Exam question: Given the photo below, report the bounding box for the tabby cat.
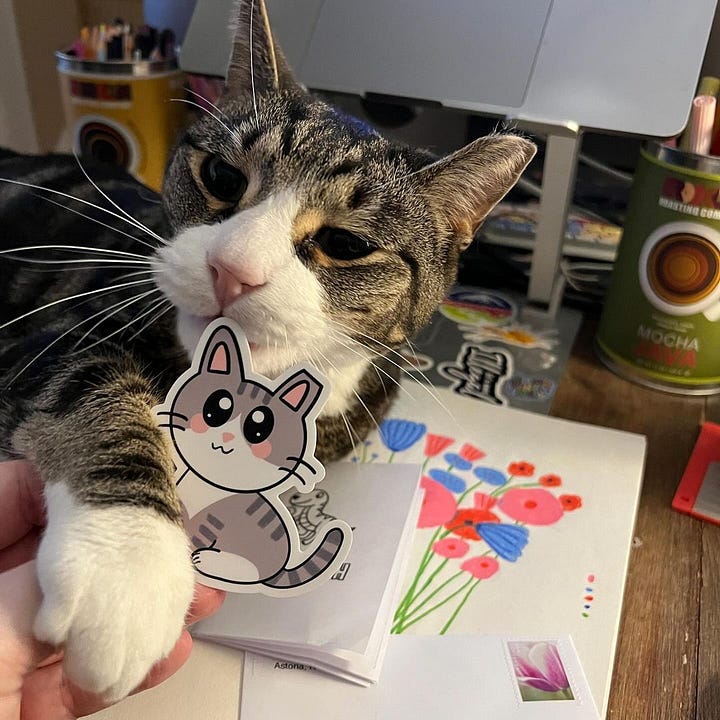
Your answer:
[0,0,534,701]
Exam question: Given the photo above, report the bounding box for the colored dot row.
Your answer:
[582,574,595,617]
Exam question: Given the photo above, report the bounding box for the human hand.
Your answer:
[0,459,225,720]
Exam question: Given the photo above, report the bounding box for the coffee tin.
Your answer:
[597,141,720,394]
[55,51,186,192]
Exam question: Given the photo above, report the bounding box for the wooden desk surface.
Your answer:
[550,317,720,720]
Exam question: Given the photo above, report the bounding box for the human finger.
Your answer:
[0,460,45,549]
[186,584,225,625]
[0,525,41,572]
[22,631,193,719]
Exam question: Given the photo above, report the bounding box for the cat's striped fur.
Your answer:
[0,0,534,700]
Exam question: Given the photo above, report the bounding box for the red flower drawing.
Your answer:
[433,537,470,559]
[507,461,535,477]
[473,492,497,511]
[418,476,457,528]
[559,494,583,511]
[461,556,500,579]
[446,508,500,540]
[424,434,455,458]
[539,473,562,487]
[498,488,563,525]
[459,443,486,462]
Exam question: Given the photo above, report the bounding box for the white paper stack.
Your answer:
[192,462,423,685]
[241,635,600,720]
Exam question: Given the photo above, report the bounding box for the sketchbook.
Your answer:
[240,635,600,719]
[347,385,646,717]
[192,462,423,684]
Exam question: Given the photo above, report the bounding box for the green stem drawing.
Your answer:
[454,480,484,506]
[490,479,541,497]
[439,578,482,635]
[388,451,395,463]
[393,576,475,634]
[394,526,443,620]
[397,568,463,625]
[404,558,449,611]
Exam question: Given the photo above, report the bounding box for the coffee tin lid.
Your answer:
[648,139,720,177]
[55,50,178,77]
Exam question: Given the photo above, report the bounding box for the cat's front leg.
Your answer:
[12,355,195,702]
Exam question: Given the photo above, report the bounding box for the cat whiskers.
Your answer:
[0,178,165,252]
[309,346,364,453]
[155,410,189,433]
[3,255,152,268]
[184,88,231,121]
[330,322,458,426]
[277,464,308,486]
[30,190,163,250]
[5,288,158,387]
[0,278,155,333]
[3,261,155,274]
[285,455,318,476]
[125,299,173,342]
[71,291,169,355]
[70,287,161,350]
[156,410,188,419]
[157,423,186,432]
[169,98,234,136]
[325,329,414,402]
[249,0,259,127]
[0,245,151,261]
[322,348,380,432]
[73,153,168,246]
[337,322,446,405]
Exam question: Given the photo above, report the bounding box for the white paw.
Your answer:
[191,547,260,583]
[34,483,195,702]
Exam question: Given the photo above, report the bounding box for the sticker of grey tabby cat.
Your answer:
[0,0,535,703]
[155,317,352,596]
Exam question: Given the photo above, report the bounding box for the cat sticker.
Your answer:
[154,318,352,596]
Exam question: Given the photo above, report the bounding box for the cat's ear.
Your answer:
[197,325,246,378]
[224,0,300,98]
[276,371,324,418]
[416,134,536,251]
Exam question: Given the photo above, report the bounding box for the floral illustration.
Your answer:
[361,421,584,634]
[508,641,574,701]
[379,419,427,461]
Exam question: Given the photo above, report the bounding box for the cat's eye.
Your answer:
[243,406,275,444]
[200,155,248,204]
[314,227,376,261]
[203,389,234,427]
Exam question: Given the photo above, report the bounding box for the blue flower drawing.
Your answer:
[476,523,529,562]
[473,466,508,486]
[428,468,466,493]
[443,453,473,472]
[379,419,426,453]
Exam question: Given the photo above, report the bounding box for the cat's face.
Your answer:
[153,0,535,406]
[169,325,324,492]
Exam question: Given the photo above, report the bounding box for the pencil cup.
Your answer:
[56,51,186,191]
[597,141,720,394]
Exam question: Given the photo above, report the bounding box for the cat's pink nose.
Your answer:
[208,256,265,310]
[222,432,235,443]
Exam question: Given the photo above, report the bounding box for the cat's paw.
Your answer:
[34,483,194,702]
[192,547,260,582]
